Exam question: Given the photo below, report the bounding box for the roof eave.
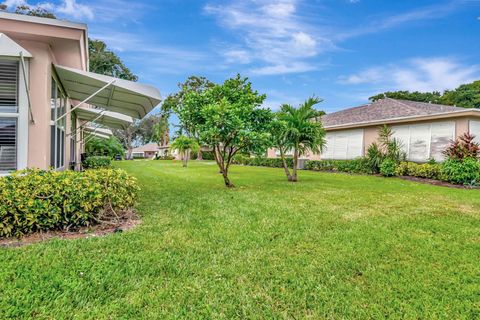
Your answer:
[324,109,480,131]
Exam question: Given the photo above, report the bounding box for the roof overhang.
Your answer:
[324,109,480,131]
[0,33,32,58]
[75,106,133,130]
[54,64,161,119]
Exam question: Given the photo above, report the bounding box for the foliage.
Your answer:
[85,136,124,158]
[305,158,372,174]
[192,150,215,160]
[88,39,138,81]
[181,75,272,187]
[273,97,326,182]
[232,155,294,168]
[366,125,405,173]
[443,133,480,161]
[82,156,112,169]
[369,80,480,109]
[155,154,175,160]
[171,136,200,167]
[379,158,397,177]
[151,115,170,146]
[441,158,480,186]
[0,168,139,237]
[395,162,443,180]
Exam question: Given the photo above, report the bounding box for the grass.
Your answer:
[1,160,480,319]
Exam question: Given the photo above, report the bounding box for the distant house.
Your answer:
[268,98,480,162]
[129,143,160,159]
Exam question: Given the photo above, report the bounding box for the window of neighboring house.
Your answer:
[0,60,19,173]
[50,77,67,169]
[392,121,455,162]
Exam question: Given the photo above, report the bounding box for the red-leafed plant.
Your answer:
[443,133,480,161]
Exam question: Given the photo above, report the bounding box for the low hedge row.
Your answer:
[0,168,139,237]
[395,162,443,180]
[232,155,294,168]
[305,158,373,174]
[82,156,112,169]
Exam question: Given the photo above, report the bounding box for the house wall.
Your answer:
[266,116,478,162]
[1,17,87,171]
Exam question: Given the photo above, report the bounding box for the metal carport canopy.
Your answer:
[74,106,133,130]
[54,65,161,119]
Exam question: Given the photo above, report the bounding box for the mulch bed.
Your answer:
[0,214,141,248]
[398,176,479,189]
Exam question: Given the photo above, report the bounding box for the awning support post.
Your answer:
[19,52,35,124]
[68,110,106,140]
[56,79,116,123]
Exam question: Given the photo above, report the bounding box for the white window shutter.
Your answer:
[333,132,348,159]
[409,124,430,162]
[392,125,410,156]
[346,129,363,159]
[321,133,334,159]
[430,121,455,161]
[470,121,480,144]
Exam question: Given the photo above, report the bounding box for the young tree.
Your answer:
[171,136,199,167]
[184,75,272,187]
[274,97,326,182]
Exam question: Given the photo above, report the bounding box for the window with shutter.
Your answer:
[430,122,455,161]
[0,60,18,113]
[0,118,17,171]
[470,121,480,144]
[321,129,364,160]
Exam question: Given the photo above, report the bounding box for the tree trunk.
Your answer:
[222,168,234,188]
[213,146,223,174]
[196,149,203,160]
[291,148,299,182]
[279,149,292,181]
[182,151,188,167]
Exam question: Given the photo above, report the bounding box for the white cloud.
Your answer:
[2,0,26,7]
[205,0,331,75]
[2,0,94,20]
[338,57,480,92]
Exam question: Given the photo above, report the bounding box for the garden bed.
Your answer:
[398,176,479,189]
[0,211,140,248]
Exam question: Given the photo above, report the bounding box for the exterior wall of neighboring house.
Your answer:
[0,13,87,173]
[267,116,480,163]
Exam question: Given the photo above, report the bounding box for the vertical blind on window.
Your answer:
[0,60,19,113]
[0,118,17,171]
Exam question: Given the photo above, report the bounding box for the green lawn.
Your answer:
[1,161,480,319]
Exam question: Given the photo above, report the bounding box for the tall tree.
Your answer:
[88,39,138,81]
[273,97,326,182]
[163,76,214,160]
[0,4,56,18]
[182,75,272,187]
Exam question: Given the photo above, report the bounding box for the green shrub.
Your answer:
[192,151,215,160]
[82,156,112,169]
[441,158,480,185]
[232,155,294,168]
[0,168,139,237]
[85,136,124,158]
[155,154,175,160]
[380,159,397,177]
[395,162,443,180]
[305,158,372,174]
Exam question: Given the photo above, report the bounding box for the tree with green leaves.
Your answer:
[162,76,214,160]
[273,97,326,182]
[88,39,138,81]
[85,136,124,158]
[181,75,272,187]
[0,4,57,18]
[170,136,199,167]
[151,115,170,147]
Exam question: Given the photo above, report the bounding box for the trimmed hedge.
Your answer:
[0,168,139,237]
[441,158,480,185]
[395,162,443,180]
[155,155,175,160]
[82,156,112,169]
[305,158,372,174]
[233,155,294,168]
[192,151,215,160]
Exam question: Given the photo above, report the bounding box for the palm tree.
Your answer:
[170,135,200,167]
[276,97,326,182]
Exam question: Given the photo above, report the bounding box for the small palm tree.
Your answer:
[277,97,326,182]
[171,136,200,167]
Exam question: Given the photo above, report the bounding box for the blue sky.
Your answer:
[4,0,480,113]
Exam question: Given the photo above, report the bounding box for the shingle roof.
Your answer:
[322,98,469,128]
[132,143,159,153]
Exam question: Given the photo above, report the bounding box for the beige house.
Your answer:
[268,98,480,162]
[130,143,160,159]
[0,12,161,174]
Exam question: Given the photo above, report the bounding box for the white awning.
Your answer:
[0,33,32,58]
[84,126,113,137]
[75,106,133,130]
[54,65,161,119]
[87,132,111,139]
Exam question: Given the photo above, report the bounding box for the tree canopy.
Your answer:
[369,80,480,109]
[88,39,138,81]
